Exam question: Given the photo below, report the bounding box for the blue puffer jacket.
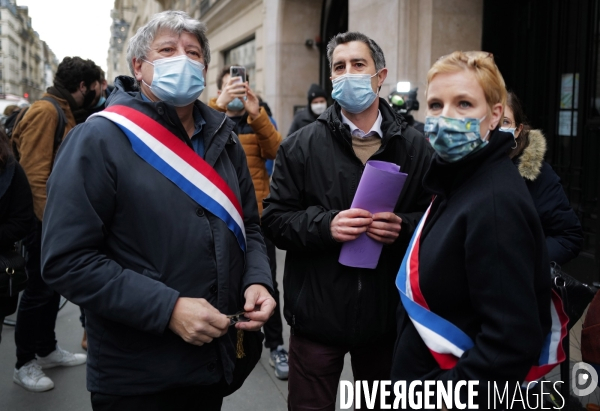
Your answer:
[40,76,272,395]
[515,129,583,265]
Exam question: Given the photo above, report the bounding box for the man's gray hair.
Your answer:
[326,32,386,72]
[126,10,210,75]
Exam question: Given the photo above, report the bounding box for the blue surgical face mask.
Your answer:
[142,55,205,107]
[499,127,516,136]
[424,115,489,162]
[331,71,380,114]
[92,95,106,109]
[227,98,245,111]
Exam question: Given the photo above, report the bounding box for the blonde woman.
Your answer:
[392,52,565,409]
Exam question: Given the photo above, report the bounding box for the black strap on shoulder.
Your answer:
[40,96,67,153]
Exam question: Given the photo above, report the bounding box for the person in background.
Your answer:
[263,32,431,410]
[257,96,278,178]
[3,105,23,137]
[3,105,19,116]
[12,56,102,392]
[502,90,583,266]
[209,67,287,380]
[86,71,110,118]
[392,52,555,408]
[258,96,278,129]
[287,83,328,137]
[2,105,19,125]
[0,128,33,344]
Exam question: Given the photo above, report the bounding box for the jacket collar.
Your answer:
[319,97,407,145]
[47,82,79,113]
[423,129,514,197]
[108,76,235,167]
[516,129,546,181]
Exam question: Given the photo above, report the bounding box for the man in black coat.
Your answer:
[262,31,433,411]
[41,11,274,411]
[287,83,328,137]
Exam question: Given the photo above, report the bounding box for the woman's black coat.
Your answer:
[0,158,33,318]
[392,131,551,408]
[514,129,582,266]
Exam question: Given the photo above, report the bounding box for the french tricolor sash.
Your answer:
[91,105,246,252]
[396,201,568,381]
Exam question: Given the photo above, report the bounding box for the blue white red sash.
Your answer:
[92,105,246,252]
[396,201,568,381]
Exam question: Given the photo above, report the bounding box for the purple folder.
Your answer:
[338,160,407,269]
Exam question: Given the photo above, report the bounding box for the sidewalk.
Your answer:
[0,249,353,410]
[2,249,595,410]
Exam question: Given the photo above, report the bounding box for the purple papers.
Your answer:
[338,160,407,269]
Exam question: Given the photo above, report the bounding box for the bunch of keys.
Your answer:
[227,311,251,326]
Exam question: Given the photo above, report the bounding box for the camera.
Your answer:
[388,81,423,133]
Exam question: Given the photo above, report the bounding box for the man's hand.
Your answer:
[331,208,373,242]
[215,76,246,110]
[366,212,402,244]
[236,284,276,331]
[168,297,229,346]
[244,86,260,119]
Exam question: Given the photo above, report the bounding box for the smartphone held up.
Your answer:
[230,66,246,84]
[230,65,247,101]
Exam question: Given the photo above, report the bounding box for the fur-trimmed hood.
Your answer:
[517,129,546,181]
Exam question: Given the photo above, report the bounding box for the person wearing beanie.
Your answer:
[287,83,328,137]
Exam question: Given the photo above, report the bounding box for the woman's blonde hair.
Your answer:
[426,51,507,112]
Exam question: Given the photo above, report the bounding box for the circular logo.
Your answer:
[572,362,599,397]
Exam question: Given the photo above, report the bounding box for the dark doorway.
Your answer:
[483,0,600,283]
[319,0,348,99]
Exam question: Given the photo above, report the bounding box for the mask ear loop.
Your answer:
[511,123,522,149]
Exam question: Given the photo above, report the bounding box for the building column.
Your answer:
[349,0,483,123]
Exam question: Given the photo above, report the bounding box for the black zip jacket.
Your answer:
[41,76,272,395]
[262,99,433,346]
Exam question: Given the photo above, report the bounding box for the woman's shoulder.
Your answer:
[517,129,547,181]
[2,159,31,201]
[458,156,534,212]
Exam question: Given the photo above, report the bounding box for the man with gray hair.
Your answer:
[262,32,432,410]
[41,11,275,410]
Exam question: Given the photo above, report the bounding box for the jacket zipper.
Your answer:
[354,162,365,343]
[333,121,371,344]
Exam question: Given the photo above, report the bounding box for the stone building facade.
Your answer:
[108,0,600,281]
[0,0,57,102]
[108,0,482,134]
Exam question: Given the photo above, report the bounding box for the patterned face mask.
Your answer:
[424,115,489,162]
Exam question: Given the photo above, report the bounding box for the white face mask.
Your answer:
[311,102,327,115]
[499,127,516,136]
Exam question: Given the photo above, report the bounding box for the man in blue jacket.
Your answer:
[41,11,274,410]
